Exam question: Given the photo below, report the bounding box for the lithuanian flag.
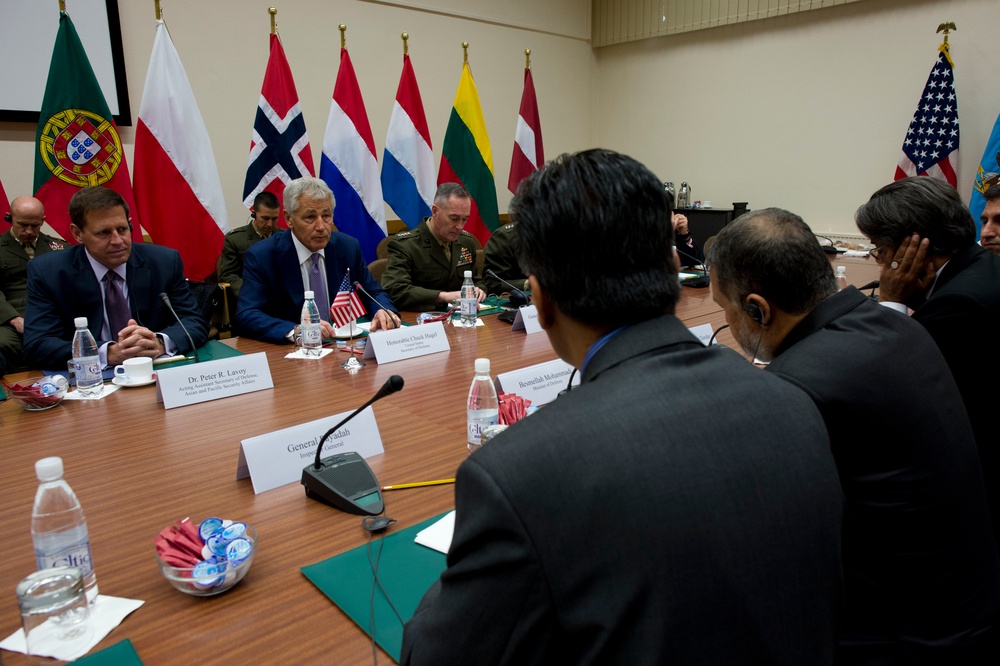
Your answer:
[438,63,499,245]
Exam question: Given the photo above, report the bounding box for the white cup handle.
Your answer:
[114,365,127,378]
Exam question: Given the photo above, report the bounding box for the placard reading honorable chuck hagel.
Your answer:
[155,352,273,409]
[362,320,450,363]
[237,407,384,494]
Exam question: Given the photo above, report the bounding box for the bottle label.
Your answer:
[460,298,477,317]
[301,323,322,347]
[36,540,94,578]
[467,414,499,445]
[73,357,101,384]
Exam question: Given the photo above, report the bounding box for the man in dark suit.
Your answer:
[23,186,207,370]
[1,196,65,374]
[855,177,1000,541]
[709,207,1000,664]
[235,177,398,343]
[401,150,844,665]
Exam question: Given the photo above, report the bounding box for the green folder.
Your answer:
[70,639,143,665]
[301,513,449,663]
[154,339,244,369]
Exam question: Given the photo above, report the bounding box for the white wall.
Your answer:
[0,0,593,231]
[593,0,1000,235]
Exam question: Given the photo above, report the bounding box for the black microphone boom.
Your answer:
[301,375,405,514]
[159,292,201,363]
[484,269,528,308]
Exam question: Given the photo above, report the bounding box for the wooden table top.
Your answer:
[0,256,879,664]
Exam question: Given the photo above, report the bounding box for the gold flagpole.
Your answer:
[58,0,66,13]
[936,21,956,48]
[525,49,531,69]
[154,0,161,20]
[462,41,468,64]
[402,32,408,55]
[340,24,347,49]
[269,7,277,35]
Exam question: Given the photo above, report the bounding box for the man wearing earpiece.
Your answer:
[0,196,64,375]
[708,208,1000,664]
[855,177,1000,542]
[217,190,280,303]
[23,186,207,370]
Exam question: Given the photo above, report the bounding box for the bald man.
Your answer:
[1,196,65,374]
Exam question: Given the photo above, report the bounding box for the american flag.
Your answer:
[330,273,365,329]
[894,45,959,187]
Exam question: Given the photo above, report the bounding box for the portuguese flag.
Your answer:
[34,12,140,243]
[438,62,499,245]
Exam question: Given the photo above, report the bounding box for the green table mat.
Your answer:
[70,639,142,665]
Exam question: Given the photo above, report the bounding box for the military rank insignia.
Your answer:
[458,247,473,266]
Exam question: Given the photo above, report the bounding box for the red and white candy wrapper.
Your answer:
[498,392,531,425]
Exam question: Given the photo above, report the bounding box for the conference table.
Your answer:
[0,255,878,664]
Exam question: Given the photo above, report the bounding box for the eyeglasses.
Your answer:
[868,245,890,262]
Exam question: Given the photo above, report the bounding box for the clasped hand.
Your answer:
[108,319,164,366]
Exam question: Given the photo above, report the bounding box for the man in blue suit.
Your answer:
[236,177,398,343]
[23,186,207,370]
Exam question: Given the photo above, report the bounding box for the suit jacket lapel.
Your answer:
[1,233,29,261]
[126,250,151,326]
[279,233,305,305]
[71,247,105,337]
[933,244,982,294]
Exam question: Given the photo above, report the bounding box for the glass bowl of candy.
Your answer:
[155,517,257,596]
[5,375,69,411]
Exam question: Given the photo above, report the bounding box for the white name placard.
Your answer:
[510,304,543,334]
[363,321,450,363]
[688,323,715,346]
[495,358,579,407]
[236,406,384,494]
[156,352,273,409]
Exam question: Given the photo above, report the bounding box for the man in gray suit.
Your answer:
[401,150,845,665]
[0,196,65,374]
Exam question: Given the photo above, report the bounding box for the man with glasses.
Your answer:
[856,176,1000,540]
[709,207,1000,663]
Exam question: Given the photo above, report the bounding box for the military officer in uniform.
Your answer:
[217,191,280,302]
[382,183,486,311]
[1,196,64,375]
[483,221,528,296]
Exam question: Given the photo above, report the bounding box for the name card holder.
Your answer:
[495,358,579,407]
[688,323,715,346]
[511,305,543,334]
[156,352,273,409]
[363,320,451,363]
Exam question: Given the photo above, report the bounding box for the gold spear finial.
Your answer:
[340,24,347,49]
[402,32,408,55]
[462,41,469,64]
[525,49,531,69]
[269,7,277,35]
[154,0,161,20]
[59,0,66,13]
[937,21,956,47]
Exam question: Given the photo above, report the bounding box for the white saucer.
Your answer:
[112,375,156,388]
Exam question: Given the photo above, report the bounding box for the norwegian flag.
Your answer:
[508,66,544,194]
[330,273,365,329]
[243,34,315,217]
[894,44,959,187]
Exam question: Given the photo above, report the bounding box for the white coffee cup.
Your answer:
[114,357,154,383]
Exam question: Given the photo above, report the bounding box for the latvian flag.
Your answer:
[381,53,434,230]
[243,34,314,218]
[320,47,386,264]
[134,20,229,280]
[508,66,544,195]
[331,272,365,329]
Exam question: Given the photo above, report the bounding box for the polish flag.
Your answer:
[508,67,544,195]
[320,47,386,264]
[381,53,434,230]
[133,20,228,280]
[0,177,8,221]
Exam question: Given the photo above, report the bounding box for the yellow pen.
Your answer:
[381,478,456,491]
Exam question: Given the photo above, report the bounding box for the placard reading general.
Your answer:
[511,304,543,334]
[156,352,273,409]
[363,320,450,363]
[237,406,384,494]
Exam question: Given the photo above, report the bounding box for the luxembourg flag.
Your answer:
[320,48,386,264]
[134,20,228,280]
[381,53,434,230]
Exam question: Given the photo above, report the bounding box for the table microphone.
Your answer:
[353,281,397,320]
[159,293,201,363]
[484,269,528,307]
[301,375,404,514]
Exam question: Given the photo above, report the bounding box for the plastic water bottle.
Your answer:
[460,270,478,327]
[31,457,98,604]
[300,290,322,356]
[467,358,499,453]
[835,265,848,291]
[71,317,102,397]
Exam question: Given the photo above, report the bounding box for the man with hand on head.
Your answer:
[402,150,844,665]
[217,190,280,302]
[382,183,486,311]
[855,177,1000,539]
[235,177,398,343]
[1,196,64,375]
[23,186,207,370]
[708,208,1000,664]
